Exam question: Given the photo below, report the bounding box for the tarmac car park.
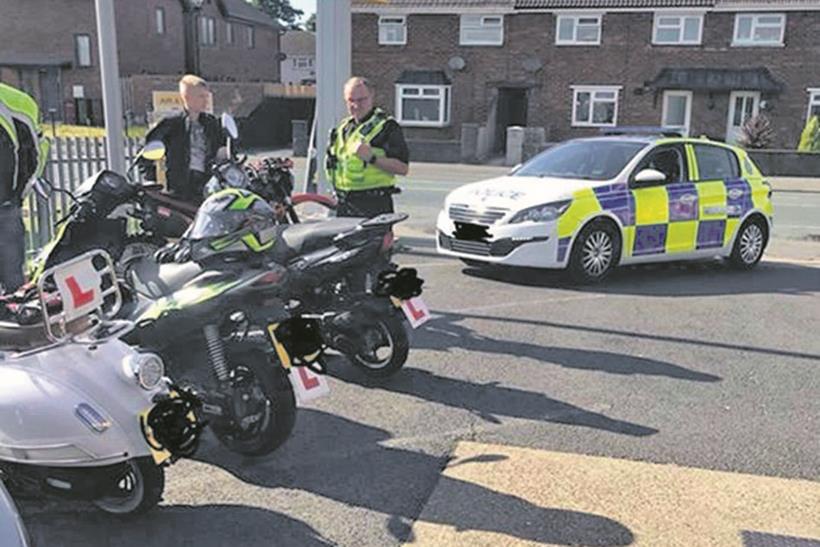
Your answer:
[436,131,774,283]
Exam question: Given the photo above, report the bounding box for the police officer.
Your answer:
[326,77,409,217]
[0,83,48,294]
[140,75,226,204]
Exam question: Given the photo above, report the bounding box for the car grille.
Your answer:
[448,204,509,225]
[450,239,491,256]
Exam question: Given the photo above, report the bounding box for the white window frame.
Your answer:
[199,16,216,46]
[395,84,451,128]
[378,15,407,45]
[571,85,621,127]
[155,7,165,35]
[661,90,693,136]
[247,25,255,49]
[75,34,92,67]
[807,88,820,121]
[556,14,602,46]
[226,22,234,44]
[652,13,703,45]
[732,13,785,46]
[459,14,504,46]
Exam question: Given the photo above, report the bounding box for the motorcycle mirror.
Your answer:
[33,177,54,200]
[221,112,239,140]
[140,141,166,162]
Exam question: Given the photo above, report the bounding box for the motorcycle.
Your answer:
[0,250,203,515]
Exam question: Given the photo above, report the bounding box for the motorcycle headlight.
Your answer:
[508,200,571,224]
[223,165,248,188]
[122,353,166,390]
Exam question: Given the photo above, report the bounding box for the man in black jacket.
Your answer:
[141,75,226,203]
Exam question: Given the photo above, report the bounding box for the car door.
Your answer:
[629,143,691,257]
[688,143,740,252]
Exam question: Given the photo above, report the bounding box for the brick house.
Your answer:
[351,0,820,158]
[281,30,316,85]
[0,0,281,125]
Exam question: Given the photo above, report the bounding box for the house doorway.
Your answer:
[495,87,528,154]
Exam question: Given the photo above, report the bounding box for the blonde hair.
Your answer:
[179,74,209,93]
[344,77,374,95]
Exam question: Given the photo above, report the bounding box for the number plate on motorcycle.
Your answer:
[289,367,330,405]
[399,297,430,329]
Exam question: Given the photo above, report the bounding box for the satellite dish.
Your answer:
[522,57,543,73]
[448,56,466,71]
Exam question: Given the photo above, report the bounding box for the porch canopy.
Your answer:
[646,67,784,93]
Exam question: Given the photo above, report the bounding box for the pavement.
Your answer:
[18,155,820,547]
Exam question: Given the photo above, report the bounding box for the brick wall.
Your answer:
[353,10,820,150]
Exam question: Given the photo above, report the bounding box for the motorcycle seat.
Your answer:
[128,259,204,299]
[279,218,363,259]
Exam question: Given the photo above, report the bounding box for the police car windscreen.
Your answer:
[515,141,647,181]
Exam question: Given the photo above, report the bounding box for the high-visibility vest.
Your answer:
[329,108,395,192]
[0,83,49,200]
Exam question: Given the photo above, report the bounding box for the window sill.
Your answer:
[555,42,602,47]
[399,121,450,128]
[571,122,616,128]
[730,42,785,48]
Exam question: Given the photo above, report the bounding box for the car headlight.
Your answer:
[508,200,571,224]
[122,353,166,390]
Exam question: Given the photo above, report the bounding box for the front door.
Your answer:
[726,91,760,143]
[495,87,528,154]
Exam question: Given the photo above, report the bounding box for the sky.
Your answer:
[290,0,317,23]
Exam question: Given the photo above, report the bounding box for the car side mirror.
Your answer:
[509,163,522,175]
[221,112,239,140]
[633,168,666,185]
[140,141,166,162]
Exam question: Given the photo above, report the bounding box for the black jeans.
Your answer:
[0,205,25,293]
[336,190,395,218]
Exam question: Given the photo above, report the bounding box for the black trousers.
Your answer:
[336,190,394,218]
[0,205,25,293]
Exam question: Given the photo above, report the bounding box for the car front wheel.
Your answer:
[567,219,621,284]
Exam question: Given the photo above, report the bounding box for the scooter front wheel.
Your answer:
[211,349,297,457]
[93,457,164,515]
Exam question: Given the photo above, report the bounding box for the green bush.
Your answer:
[797,115,820,152]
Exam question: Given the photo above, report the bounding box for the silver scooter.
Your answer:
[0,250,203,515]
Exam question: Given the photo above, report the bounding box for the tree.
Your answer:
[797,115,820,152]
[304,12,316,32]
[738,113,774,149]
[250,0,303,26]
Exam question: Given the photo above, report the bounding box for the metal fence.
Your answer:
[23,136,145,257]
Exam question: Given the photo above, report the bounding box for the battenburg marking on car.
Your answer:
[436,133,773,283]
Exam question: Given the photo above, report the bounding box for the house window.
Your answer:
[155,7,165,35]
[226,22,234,44]
[199,16,216,45]
[459,15,504,46]
[662,90,693,136]
[733,13,785,46]
[571,86,620,127]
[379,16,406,45]
[247,26,255,49]
[75,34,92,67]
[396,85,451,127]
[808,88,820,120]
[556,15,602,45]
[653,14,703,45]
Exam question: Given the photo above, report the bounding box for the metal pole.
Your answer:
[315,0,351,195]
[94,0,125,173]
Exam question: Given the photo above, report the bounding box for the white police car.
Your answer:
[436,132,773,283]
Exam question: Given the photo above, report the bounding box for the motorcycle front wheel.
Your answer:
[210,349,297,457]
[345,313,410,378]
[93,457,164,515]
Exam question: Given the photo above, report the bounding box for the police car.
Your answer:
[436,130,773,283]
